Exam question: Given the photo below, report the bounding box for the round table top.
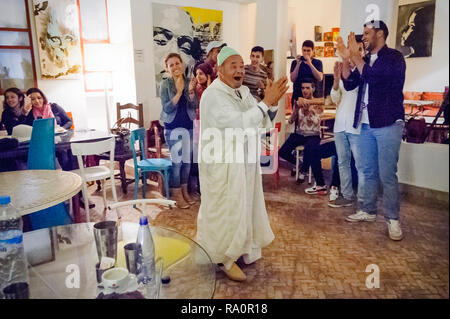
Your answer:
[25,222,216,299]
[0,170,82,216]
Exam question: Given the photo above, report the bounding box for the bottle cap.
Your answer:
[139,216,148,226]
[0,196,11,205]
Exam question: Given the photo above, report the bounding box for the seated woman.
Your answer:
[25,88,55,123]
[160,52,199,208]
[50,102,73,130]
[1,87,30,135]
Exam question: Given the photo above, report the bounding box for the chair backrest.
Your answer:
[27,118,56,170]
[71,137,115,178]
[130,128,147,169]
[12,124,33,139]
[66,111,75,130]
[117,103,144,129]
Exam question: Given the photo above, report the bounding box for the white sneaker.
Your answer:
[329,186,339,201]
[387,219,403,241]
[346,210,376,222]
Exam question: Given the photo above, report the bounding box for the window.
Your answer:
[77,0,112,92]
[0,0,37,94]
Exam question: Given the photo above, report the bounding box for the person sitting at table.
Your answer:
[25,88,55,123]
[50,102,72,130]
[1,87,30,135]
[279,79,324,183]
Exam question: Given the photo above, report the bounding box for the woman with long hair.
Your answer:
[1,87,31,135]
[159,53,199,208]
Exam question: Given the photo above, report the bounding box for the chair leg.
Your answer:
[101,179,108,212]
[81,183,90,223]
[119,160,127,194]
[296,150,300,181]
[134,173,139,200]
[308,166,312,184]
[164,169,170,200]
[142,172,147,198]
[110,173,118,203]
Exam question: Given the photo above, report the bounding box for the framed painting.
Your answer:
[396,0,436,58]
[32,0,83,79]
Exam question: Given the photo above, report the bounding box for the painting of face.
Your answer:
[152,4,223,96]
[396,0,436,58]
[33,0,82,79]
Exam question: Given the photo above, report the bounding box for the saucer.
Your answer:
[98,274,138,295]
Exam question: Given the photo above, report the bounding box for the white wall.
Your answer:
[398,142,449,192]
[292,0,341,74]
[394,0,449,92]
[130,0,250,124]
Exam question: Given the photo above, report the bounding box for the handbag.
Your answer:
[110,114,132,154]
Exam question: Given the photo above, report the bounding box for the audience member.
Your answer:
[279,79,324,183]
[328,34,364,207]
[1,88,30,135]
[243,46,268,101]
[50,102,72,130]
[198,41,226,80]
[160,53,199,208]
[290,40,323,107]
[338,20,406,241]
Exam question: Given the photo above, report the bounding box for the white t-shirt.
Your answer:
[361,53,378,124]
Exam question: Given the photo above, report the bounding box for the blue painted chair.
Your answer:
[130,128,172,200]
[26,118,72,230]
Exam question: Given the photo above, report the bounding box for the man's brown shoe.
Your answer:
[219,262,246,282]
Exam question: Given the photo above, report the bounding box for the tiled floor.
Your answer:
[83,168,449,299]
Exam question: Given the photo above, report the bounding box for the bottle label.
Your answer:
[0,230,23,258]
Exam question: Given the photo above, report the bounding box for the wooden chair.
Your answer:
[97,102,143,194]
[261,122,281,189]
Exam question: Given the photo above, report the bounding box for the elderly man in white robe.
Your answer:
[196,46,288,281]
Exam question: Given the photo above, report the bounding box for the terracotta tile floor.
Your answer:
[83,167,449,299]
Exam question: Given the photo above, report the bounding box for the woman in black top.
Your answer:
[1,87,33,135]
[50,103,72,130]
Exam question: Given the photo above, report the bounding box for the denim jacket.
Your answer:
[159,77,199,125]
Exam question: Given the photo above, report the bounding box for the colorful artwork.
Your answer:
[32,0,82,79]
[152,3,223,96]
[396,0,436,58]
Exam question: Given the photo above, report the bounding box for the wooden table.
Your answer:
[0,170,82,216]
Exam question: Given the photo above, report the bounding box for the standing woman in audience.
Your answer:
[160,53,199,208]
[189,62,214,199]
[1,88,31,135]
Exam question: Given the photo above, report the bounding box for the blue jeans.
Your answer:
[165,128,193,188]
[355,122,404,220]
[334,132,360,200]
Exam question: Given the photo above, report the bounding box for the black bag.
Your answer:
[110,117,131,154]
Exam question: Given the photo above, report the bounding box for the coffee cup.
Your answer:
[101,267,129,289]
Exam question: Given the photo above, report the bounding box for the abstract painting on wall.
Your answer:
[396,0,436,58]
[152,3,223,96]
[32,0,82,79]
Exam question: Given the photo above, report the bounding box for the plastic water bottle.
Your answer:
[0,196,28,299]
[136,216,157,298]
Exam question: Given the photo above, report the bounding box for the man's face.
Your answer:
[302,46,313,59]
[218,55,244,89]
[301,83,314,99]
[362,26,383,52]
[250,51,263,66]
[207,47,221,64]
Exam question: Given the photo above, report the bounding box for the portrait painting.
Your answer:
[32,0,82,79]
[396,0,436,58]
[152,3,223,96]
